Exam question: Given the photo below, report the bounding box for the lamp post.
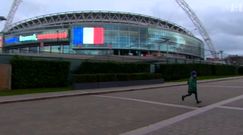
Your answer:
[0,16,6,32]
[219,50,223,60]
[0,16,6,53]
[0,16,7,21]
[156,37,170,57]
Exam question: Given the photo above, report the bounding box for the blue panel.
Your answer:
[5,37,19,44]
[72,27,83,47]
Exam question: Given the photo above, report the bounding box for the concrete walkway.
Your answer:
[1,76,243,135]
[0,76,242,104]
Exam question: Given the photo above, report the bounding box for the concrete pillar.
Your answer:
[0,64,11,90]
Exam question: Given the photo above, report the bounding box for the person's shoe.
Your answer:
[182,96,184,101]
[197,101,202,104]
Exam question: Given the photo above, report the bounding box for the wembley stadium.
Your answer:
[0,11,204,59]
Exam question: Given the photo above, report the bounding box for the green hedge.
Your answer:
[72,73,162,83]
[11,56,70,89]
[156,64,237,81]
[214,65,237,75]
[238,66,243,75]
[74,61,150,74]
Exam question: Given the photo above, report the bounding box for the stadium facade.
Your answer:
[0,11,204,59]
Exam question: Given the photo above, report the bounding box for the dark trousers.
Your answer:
[183,91,199,102]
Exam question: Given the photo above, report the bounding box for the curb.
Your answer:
[0,76,242,104]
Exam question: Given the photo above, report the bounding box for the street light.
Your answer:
[0,16,7,21]
[156,37,170,57]
[0,16,6,32]
[219,50,224,60]
[0,16,6,53]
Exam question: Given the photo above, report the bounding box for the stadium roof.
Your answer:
[7,11,192,35]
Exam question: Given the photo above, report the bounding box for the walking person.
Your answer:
[182,71,202,104]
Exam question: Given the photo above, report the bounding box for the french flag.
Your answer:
[72,27,104,46]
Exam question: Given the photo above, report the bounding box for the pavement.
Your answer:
[0,76,243,135]
[0,76,242,104]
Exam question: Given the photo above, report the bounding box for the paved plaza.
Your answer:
[0,78,243,135]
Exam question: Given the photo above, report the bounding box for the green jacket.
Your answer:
[188,76,197,92]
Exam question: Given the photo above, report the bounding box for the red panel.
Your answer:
[37,32,68,40]
[0,36,2,48]
[94,28,104,45]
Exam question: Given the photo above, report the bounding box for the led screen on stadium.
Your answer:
[5,37,19,44]
[37,29,68,40]
[19,34,37,42]
[19,30,68,42]
[4,29,69,45]
[72,27,104,46]
[37,32,67,40]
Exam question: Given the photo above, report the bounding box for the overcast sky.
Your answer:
[0,0,243,56]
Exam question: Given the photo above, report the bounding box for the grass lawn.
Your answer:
[0,87,71,97]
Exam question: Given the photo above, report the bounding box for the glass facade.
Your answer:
[3,23,204,59]
[70,23,204,58]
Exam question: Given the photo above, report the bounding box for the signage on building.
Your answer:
[37,32,68,40]
[5,37,19,44]
[4,29,69,45]
[19,34,38,42]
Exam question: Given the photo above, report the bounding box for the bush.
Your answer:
[237,66,243,75]
[72,73,162,83]
[11,56,70,89]
[74,61,150,74]
[156,64,237,81]
[214,65,237,75]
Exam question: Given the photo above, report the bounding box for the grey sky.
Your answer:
[0,0,243,56]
